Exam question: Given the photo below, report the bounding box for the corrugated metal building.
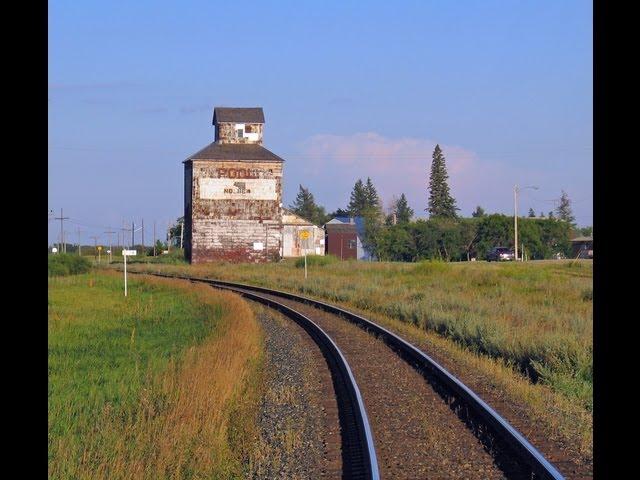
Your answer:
[570,236,593,259]
[325,217,374,260]
[281,209,325,258]
[183,107,285,263]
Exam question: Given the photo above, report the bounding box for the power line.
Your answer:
[76,227,82,256]
[54,208,69,253]
[104,230,116,263]
[89,235,100,262]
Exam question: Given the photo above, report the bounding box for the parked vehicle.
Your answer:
[486,247,515,262]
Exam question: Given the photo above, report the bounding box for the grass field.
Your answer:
[122,258,592,418]
[48,271,263,479]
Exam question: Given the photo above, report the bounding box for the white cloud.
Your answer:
[295,132,500,215]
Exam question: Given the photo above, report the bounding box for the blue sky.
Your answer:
[49,0,592,246]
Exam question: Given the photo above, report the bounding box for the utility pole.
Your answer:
[55,208,69,253]
[167,222,171,253]
[514,185,539,261]
[153,221,157,256]
[76,227,82,256]
[89,235,99,262]
[131,221,135,249]
[180,220,184,249]
[514,185,518,262]
[104,230,116,263]
[120,223,130,249]
[141,218,145,255]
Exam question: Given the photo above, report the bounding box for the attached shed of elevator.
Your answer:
[281,208,325,258]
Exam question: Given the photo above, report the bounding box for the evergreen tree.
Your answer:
[347,179,369,216]
[328,208,350,219]
[364,177,380,210]
[471,206,486,218]
[289,185,316,221]
[555,190,575,224]
[528,208,536,218]
[579,226,593,237]
[289,184,327,226]
[427,144,458,218]
[393,193,414,224]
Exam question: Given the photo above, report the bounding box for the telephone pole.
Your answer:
[104,230,116,263]
[89,235,99,262]
[180,220,184,249]
[120,222,130,249]
[153,221,157,256]
[141,218,145,255]
[55,208,69,253]
[514,186,518,261]
[76,227,82,256]
[514,185,539,261]
[131,221,135,249]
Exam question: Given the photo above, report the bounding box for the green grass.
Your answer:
[48,253,92,276]
[48,271,262,479]
[124,259,593,411]
[124,249,188,265]
[120,258,593,461]
[294,254,339,268]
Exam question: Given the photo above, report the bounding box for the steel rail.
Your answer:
[133,271,563,479]
[167,275,564,480]
[180,277,380,480]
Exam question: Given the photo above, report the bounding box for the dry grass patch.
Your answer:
[118,260,592,460]
[49,272,263,479]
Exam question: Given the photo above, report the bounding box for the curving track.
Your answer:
[139,272,565,480]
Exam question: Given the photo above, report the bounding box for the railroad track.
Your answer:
[136,272,565,480]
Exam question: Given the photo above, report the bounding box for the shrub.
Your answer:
[127,249,187,265]
[48,254,92,277]
[412,259,450,275]
[294,254,338,268]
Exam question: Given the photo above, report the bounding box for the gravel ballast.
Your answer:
[248,306,342,479]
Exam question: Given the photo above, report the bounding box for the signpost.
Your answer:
[299,230,311,279]
[122,249,137,297]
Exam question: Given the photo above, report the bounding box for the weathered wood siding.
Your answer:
[187,159,283,263]
[215,122,264,144]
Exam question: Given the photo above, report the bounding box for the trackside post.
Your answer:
[299,230,310,279]
[122,250,137,296]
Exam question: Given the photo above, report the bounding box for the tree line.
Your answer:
[288,144,590,261]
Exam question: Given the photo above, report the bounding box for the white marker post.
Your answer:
[122,249,137,296]
[299,230,310,279]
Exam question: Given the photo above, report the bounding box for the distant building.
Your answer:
[570,236,593,259]
[325,217,374,261]
[183,107,285,263]
[281,209,325,258]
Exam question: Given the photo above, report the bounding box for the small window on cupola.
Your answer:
[236,128,244,138]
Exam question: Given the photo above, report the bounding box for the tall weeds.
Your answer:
[48,272,262,479]
[125,260,592,411]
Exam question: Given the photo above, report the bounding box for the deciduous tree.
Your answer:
[472,206,486,218]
